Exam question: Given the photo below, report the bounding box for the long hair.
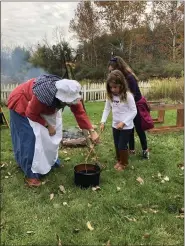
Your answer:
[108,56,139,82]
[106,70,128,102]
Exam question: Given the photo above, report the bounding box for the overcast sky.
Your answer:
[1,2,79,49]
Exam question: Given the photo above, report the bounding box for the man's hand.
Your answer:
[48,125,56,136]
[116,122,125,130]
[100,123,105,132]
[89,130,100,144]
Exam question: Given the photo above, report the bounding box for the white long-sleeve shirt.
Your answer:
[101,92,137,130]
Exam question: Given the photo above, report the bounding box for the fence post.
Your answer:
[83,84,86,102]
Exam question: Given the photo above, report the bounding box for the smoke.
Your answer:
[22,63,48,82]
[1,46,49,84]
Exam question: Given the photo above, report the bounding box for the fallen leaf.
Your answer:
[177,163,184,170]
[117,187,121,191]
[157,172,162,178]
[73,228,80,233]
[179,208,184,214]
[92,186,101,191]
[50,193,54,200]
[64,157,70,161]
[131,166,135,170]
[59,185,66,194]
[63,150,68,154]
[124,216,137,222]
[0,164,5,168]
[4,176,9,179]
[163,176,169,182]
[8,172,11,176]
[176,214,184,219]
[26,231,34,234]
[88,203,92,207]
[136,177,144,185]
[149,208,159,214]
[142,210,148,213]
[86,221,94,231]
[161,180,165,183]
[42,181,46,185]
[106,240,111,246]
[56,234,62,246]
[143,233,150,238]
[63,202,69,207]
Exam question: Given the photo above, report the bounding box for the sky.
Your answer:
[1,2,79,49]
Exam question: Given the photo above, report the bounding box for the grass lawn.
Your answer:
[1,102,184,246]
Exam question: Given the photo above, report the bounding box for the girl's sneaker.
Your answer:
[142,149,149,159]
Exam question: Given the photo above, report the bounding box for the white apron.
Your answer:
[28,110,62,175]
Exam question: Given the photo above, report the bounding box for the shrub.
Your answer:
[145,77,184,102]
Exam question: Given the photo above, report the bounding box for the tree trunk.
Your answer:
[172,34,176,62]
[128,38,133,63]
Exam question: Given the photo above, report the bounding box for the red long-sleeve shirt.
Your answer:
[7,78,92,129]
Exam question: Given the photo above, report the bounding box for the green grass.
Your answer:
[1,102,184,246]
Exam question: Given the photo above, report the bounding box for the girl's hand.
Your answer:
[100,123,105,132]
[48,125,56,136]
[89,130,100,144]
[116,122,125,130]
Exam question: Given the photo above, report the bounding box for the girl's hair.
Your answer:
[108,56,139,82]
[106,69,128,102]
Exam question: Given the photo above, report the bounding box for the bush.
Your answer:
[145,77,184,102]
[74,64,106,80]
[133,60,184,81]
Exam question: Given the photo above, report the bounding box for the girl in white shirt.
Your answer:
[100,70,137,171]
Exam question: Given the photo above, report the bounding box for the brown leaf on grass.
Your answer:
[124,216,137,222]
[73,228,80,233]
[86,221,94,231]
[56,234,62,246]
[26,231,34,234]
[59,185,66,194]
[157,172,162,178]
[92,186,101,191]
[179,208,184,214]
[149,208,159,214]
[63,202,69,207]
[163,176,169,182]
[136,177,144,185]
[143,233,150,238]
[177,163,184,170]
[50,193,54,200]
[41,180,49,185]
[176,214,184,219]
[106,240,111,246]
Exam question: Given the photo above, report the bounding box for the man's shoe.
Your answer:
[25,178,41,187]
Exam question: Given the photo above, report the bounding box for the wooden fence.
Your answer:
[1,82,151,103]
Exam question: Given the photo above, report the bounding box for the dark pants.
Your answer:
[129,111,148,151]
[113,128,132,150]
